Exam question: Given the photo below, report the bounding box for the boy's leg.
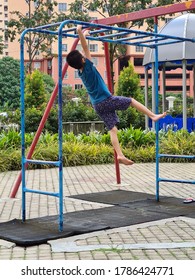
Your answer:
[131,98,166,121]
[109,126,134,165]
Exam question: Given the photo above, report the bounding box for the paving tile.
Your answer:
[0,163,195,260]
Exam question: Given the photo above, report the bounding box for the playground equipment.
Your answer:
[10,1,195,231]
[144,13,195,130]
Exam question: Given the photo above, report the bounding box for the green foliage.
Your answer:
[123,145,155,163]
[42,73,55,97]
[118,126,155,148]
[0,129,21,149]
[115,62,145,129]
[63,142,113,166]
[45,106,59,133]
[117,107,145,130]
[0,149,21,172]
[0,57,20,110]
[25,107,43,133]
[160,129,195,160]
[6,101,100,134]
[74,88,89,103]
[25,69,47,109]
[0,128,195,172]
[115,62,142,100]
[63,101,100,122]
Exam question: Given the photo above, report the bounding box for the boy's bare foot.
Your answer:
[118,156,134,165]
[151,112,166,122]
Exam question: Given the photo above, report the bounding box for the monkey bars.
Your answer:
[12,1,195,231]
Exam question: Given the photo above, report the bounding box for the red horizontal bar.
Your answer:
[96,1,195,25]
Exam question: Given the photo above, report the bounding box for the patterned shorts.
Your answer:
[93,96,132,130]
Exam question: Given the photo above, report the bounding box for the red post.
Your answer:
[104,41,121,184]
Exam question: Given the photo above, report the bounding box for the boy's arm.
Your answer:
[77,25,92,60]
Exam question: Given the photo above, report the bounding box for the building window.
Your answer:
[134,57,143,66]
[165,17,172,23]
[62,44,67,52]
[89,44,98,52]
[139,74,152,79]
[34,62,41,69]
[165,73,190,79]
[62,84,70,88]
[62,57,66,66]
[74,71,80,79]
[75,84,83,90]
[135,45,144,52]
[92,57,98,66]
[64,72,68,79]
[90,17,98,21]
[4,33,8,42]
[47,60,52,69]
[34,0,39,8]
[58,3,67,12]
[76,44,82,52]
[166,86,190,91]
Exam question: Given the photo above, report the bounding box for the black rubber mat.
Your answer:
[0,214,110,247]
[0,190,194,246]
[70,190,195,216]
[69,189,158,205]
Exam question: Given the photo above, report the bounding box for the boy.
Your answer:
[66,25,166,165]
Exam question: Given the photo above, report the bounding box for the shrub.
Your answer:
[25,70,47,110]
[115,62,142,100]
[0,128,195,172]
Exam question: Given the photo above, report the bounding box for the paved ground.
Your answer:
[0,162,195,260]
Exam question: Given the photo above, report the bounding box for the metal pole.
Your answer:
[58,23,64,231]
[162,64,166,113]
[193,64,195,118]
[152,62,156,130]
[20,30,27,221]
[154,16,160,201]
[182,59,187,129]
[144,68,149,129]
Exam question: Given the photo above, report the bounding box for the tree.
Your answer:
[25,69,47,109]
[115,61,145,129]
[115,62,142,101]
[0,56,20,110]
[6,0,60,73]
[41,72,55,99]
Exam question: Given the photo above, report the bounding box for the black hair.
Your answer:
[66,50,84,69]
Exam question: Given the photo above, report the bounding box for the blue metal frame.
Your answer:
[154,21,160,202]
[20,20,195,231]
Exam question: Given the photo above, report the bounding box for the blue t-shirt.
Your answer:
[78,58,111,105]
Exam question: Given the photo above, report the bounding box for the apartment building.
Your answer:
[0,0,193,96]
